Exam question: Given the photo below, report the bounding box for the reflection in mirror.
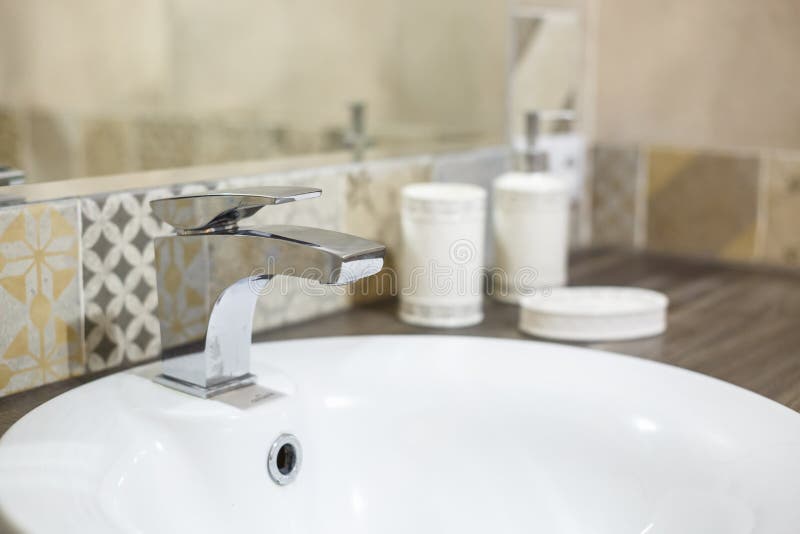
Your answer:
[507,5,584,187]
[0,1,507,185]
[509,6,581,141]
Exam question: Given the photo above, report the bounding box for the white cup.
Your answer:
[399,183,487,328]
[492,172,570,303]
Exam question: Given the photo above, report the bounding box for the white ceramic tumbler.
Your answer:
[399,183,487,328]
[492,172,570,303]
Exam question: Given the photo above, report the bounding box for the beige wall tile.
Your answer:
[596,0,800,150]
[0,199,83,398]
[0,0,169,111]
[646,147,759,260]
[763,155,800,266]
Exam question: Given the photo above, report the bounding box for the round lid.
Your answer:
[402,182,487,203]
[493,172,569,194]
[520,286,668,317]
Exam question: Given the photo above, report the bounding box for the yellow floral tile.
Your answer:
[763,154,800,266]
[0,200,83,397]
[646,147,759,260]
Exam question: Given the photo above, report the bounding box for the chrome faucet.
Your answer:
[149,186,385,398]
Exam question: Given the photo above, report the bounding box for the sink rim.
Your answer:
[1,334,799,534]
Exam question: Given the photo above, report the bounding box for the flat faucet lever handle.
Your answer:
[150,186,322,233]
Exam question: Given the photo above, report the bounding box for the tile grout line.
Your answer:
[753,149,771,261]
[633,144,649,249]
[75,198,87,377]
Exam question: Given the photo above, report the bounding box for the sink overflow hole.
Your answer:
[268,434,302,485]
[276,443,296,475]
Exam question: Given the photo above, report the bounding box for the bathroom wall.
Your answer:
[0,147,510,399]
[593,0,800,151]
[586,0,800,268]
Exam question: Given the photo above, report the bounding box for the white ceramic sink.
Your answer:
[1,335,799,533]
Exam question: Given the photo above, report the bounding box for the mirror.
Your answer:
[507,4,585,191]
[0,1,508,185]
[508,5,582,148]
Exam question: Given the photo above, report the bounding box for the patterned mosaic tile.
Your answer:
[646,147,760,260]
[83,118,133,177]
[196,117,281,166]
[81,188,172,371]
[762,154,800,266]
[0,200,83,397]
[591,144,642,247]
[345,157,432,303]
[82,169,353,367]
[136,117,199,171]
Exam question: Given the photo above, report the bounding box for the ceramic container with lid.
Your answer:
[399,182,487,328]
[492,172,570,303]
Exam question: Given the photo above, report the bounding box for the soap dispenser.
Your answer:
[491,110,572,303]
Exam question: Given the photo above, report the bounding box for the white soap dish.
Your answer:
[519,286,668,342]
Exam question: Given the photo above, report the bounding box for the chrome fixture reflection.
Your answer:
[344,101,371,162]
[522,109,575,172]
[0,166,25,187]
[149,186,385,398]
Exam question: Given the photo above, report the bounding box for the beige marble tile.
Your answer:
[763,154,800,266]
[646,147,759,260]
[345,157,432,303]
[0,199,83,398]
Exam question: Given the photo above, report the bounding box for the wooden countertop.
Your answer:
[2,248,799,436]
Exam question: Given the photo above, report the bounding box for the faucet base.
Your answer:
[154,373,257,399]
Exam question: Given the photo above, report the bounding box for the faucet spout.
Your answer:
[150,188,385,398]
[249,225,385,285]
